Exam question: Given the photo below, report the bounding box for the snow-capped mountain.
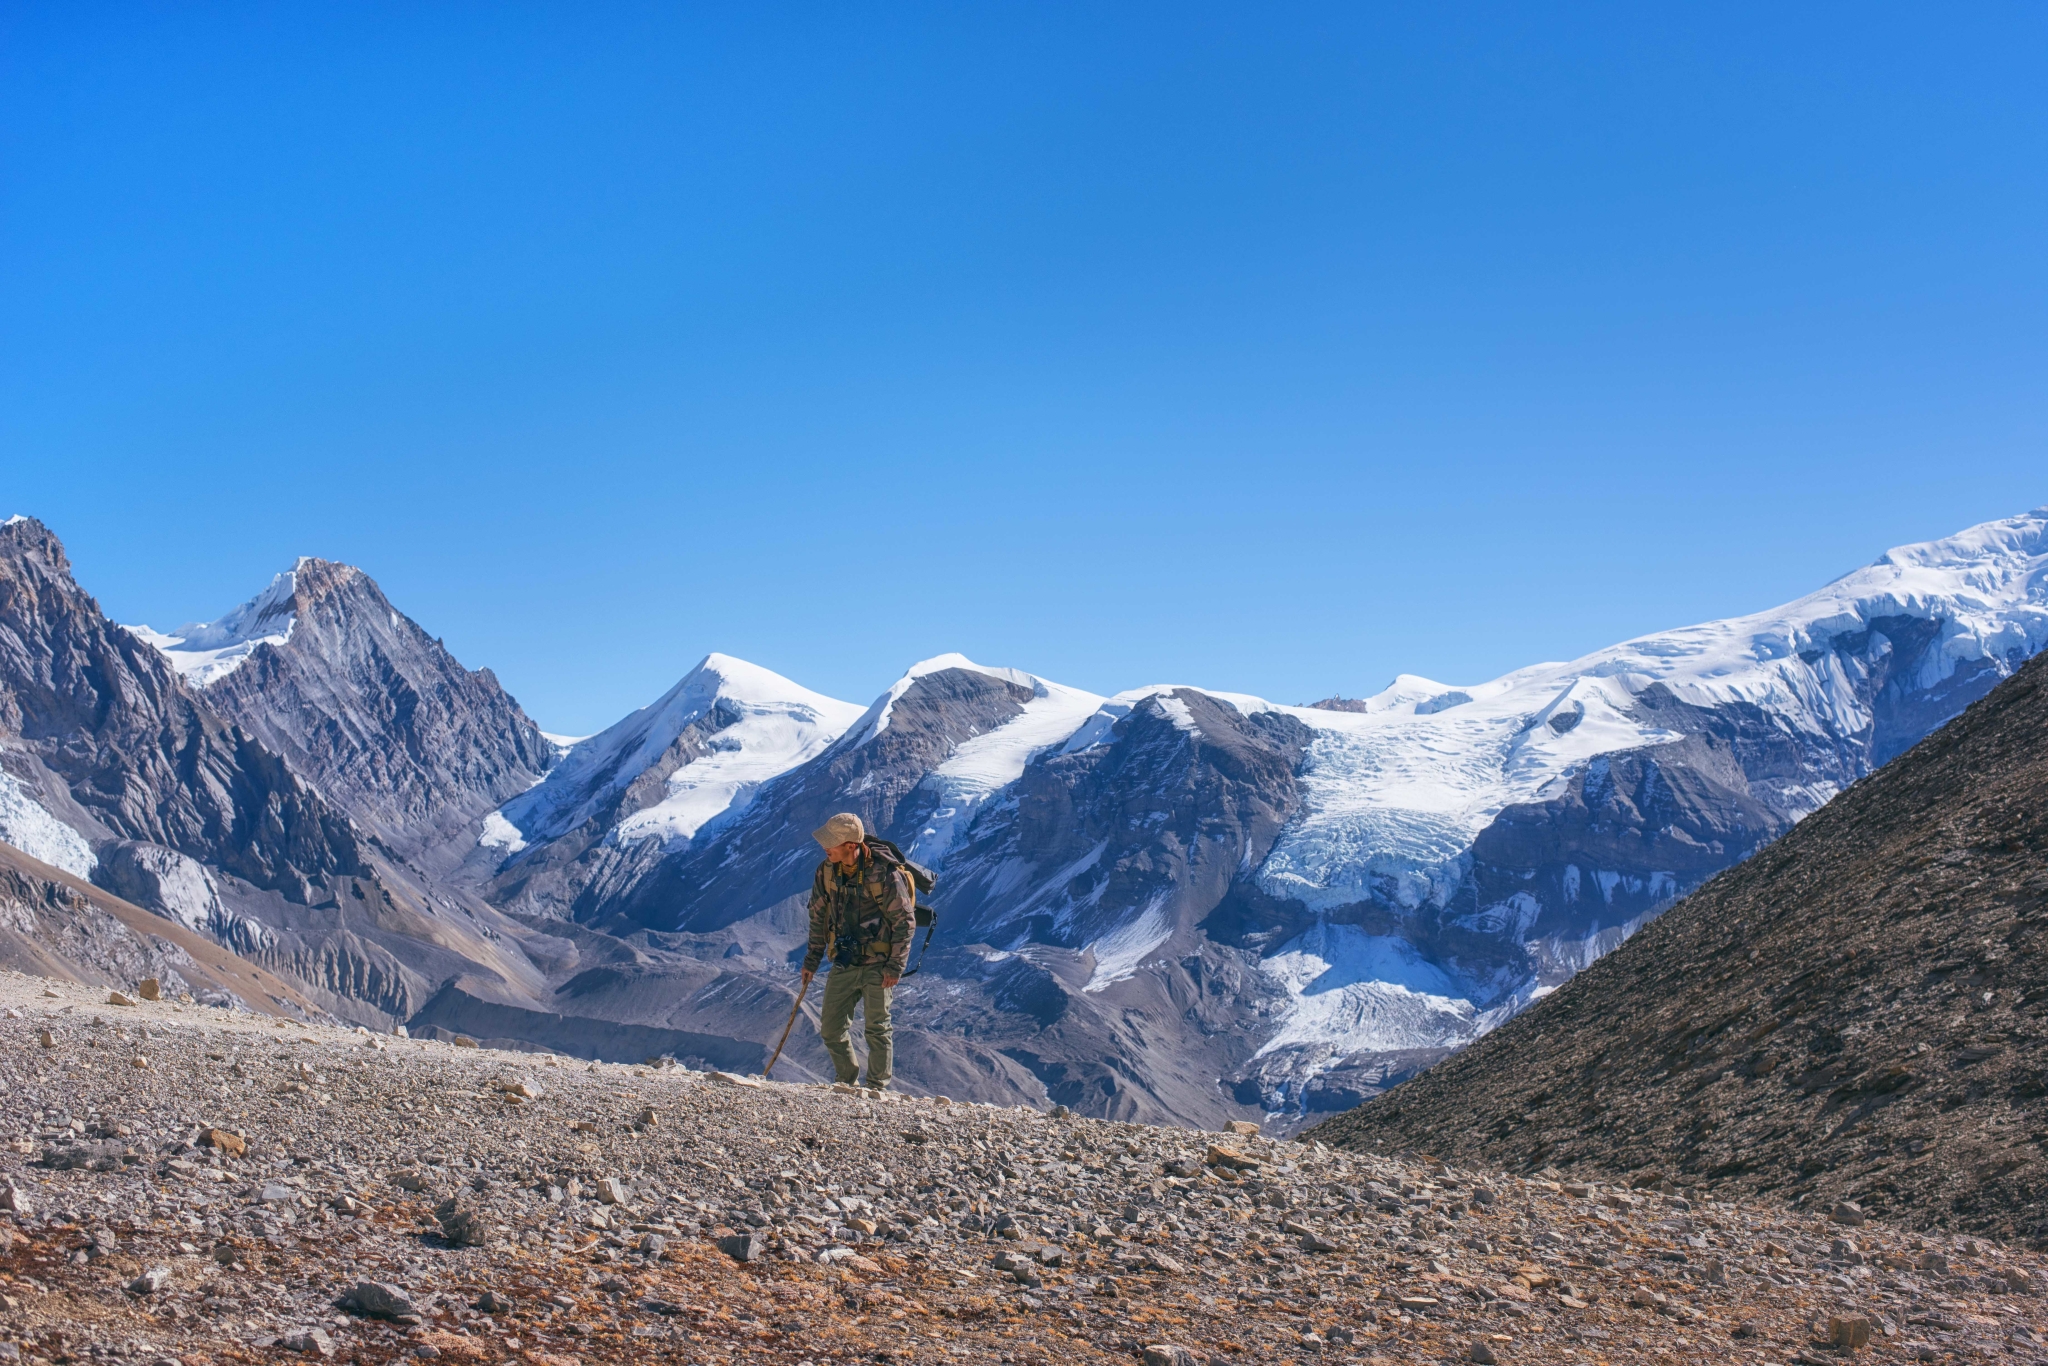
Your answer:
[129,566,301,687]
[493,653,863,853]
[0,519,367,901]
[605,655,1072,935]
[482,654,865,920]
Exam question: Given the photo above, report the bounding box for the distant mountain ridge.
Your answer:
[0,505,2041,1132]
[463,508,2046,1126]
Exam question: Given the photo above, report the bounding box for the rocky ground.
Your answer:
[5,972,2048,1366]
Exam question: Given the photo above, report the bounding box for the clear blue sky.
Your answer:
[4,5,2043,733]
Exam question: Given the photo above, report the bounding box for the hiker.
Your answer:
[803,812,913,1092]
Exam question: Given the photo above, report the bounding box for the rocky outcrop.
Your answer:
[167,557,553,858]
[1309,649,2048,1241]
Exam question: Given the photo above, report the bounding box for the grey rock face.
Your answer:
[0,523,548,1031]
[0,519,367,902]
[194,558,552,857]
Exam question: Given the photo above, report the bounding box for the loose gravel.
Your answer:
[4,970,2047,1365]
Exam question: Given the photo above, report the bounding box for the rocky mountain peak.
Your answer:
[0,520,366,903]
[131,557,554,857]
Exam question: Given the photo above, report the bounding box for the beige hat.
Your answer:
[812,812,865,849]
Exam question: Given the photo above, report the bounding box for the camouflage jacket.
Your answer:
[804,843,913,975]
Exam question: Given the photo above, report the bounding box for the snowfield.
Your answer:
[127,563,303,686]
[0,769,96,878]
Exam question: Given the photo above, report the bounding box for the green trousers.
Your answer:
[818,963,893,1089]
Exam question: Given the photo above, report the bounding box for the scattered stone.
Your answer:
[1141,1346,1196,1366]
[451,1035,479,1048]
[107,991,137,1007]
[391,1169,430,1192]
[2,970,2047,1366]
[1203,1144,1259,1170]
[716,1233,763,1263]
[1222,1120,1259,1136]
[1469,1340,1500,1365]
[279,1328,335,1357]
[1832,1200,1868,1227]
[200,1127,246,1157]
[127,1266,172,1295]
[136,978,161,1001]
[1829,1315,1873,1349]
[36,1029,54,1048]
[435,1196,484,1247]
[344,1280,418,1321]
[707,1071,763,1088]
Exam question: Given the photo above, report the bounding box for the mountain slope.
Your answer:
[21,506,2045,1133]
[608,656,1056,934]
[131,558,554,858]
[434,509,2048,1129]
[0,839,313,1017]
[1306,648,2048,1240]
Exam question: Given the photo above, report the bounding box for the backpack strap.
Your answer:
[900,903,937,979]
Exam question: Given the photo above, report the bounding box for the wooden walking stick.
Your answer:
[763,971,814,1078]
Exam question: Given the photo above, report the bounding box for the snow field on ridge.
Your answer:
[491,652,864,852]
[126,564,303,687]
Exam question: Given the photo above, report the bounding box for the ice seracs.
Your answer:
[0,769,96,878]
[128,564,302,687]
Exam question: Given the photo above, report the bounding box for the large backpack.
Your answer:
[863,837,939,978]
